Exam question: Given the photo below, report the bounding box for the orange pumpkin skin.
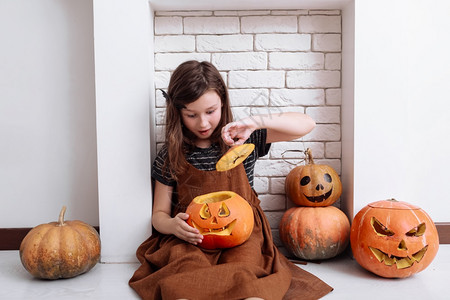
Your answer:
[285,149,342,207]
[350,199,439,278]
[186,191,254,250]
[19,207,101,279]
[279,206,350,260]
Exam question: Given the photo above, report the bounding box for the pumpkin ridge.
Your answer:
[58,225,66,277]
[69,223,93,263]
[39,226,61,279]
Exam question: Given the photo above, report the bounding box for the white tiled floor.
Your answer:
[1,245,449,299]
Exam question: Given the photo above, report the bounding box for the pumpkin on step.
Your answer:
[285,148,342,207]
[19,206,101,279]
[186,191,254,250]
[350,199,439,278]
[279,206,350,260]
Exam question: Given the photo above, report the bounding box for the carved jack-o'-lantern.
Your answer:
[350,199,439,278]
[186,191,254,250]
[285,148,342,207]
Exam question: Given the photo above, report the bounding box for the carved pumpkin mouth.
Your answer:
[191,220,237,236]
[304,188,333,203]
[369,245,428,269]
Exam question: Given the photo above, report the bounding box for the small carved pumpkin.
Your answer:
[279,206,350,260]
[186,191,254,249]
[350,199,439,278]
[19,206,101,279]
[216,143,255,171]
[285,148,342,207]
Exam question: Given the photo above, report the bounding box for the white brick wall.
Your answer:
[153,10,342,245]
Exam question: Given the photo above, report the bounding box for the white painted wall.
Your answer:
[0,0,98,227]
[353,0,409,214]
[352,0,450,222]
[404,1,450,222]
[93,0,154,262]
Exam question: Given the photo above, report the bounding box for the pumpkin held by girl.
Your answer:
[186,191,254,249]
[350,199,439,278]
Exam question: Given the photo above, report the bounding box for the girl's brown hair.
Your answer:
[163,60,233,181]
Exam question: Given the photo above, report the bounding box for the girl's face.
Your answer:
[181,90,222,148]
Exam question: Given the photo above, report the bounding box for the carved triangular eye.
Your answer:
[406,223,426,237]
[218,203,230,217]
[200,204,211,219]
[371,217,395,236]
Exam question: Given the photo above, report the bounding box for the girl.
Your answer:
[129,61,333,300]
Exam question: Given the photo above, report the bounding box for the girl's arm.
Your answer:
[222,112,315,145]
[152,180,203,245]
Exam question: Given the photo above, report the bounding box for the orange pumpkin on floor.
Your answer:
[186,191,254,249]
[350,199,439,278]
[279,206,350,260]
[19,206,101,279]
[285,148,342,207]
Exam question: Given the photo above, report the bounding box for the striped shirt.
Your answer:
[152,129,270,188]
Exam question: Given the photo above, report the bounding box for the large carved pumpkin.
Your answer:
[350,199,439,278]
[279,206,350,260]
[186,191,254,249]
[285,148,342,207]
[19,206,101,279]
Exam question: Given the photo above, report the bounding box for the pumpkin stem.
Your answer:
[58,206,67,226]
[305,148,315,165]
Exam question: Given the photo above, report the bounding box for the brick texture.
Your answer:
[153,9,342,245]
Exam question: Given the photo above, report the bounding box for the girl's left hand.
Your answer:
[221,120,255,146]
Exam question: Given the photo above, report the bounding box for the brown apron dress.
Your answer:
[129,162,333,300]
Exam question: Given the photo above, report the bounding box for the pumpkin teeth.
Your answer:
[369,247,386,262]
[368,246,428,269]
[412,245,428,262]
[396,257,414,269]
[304,188,333,203]
[191,220,237,236]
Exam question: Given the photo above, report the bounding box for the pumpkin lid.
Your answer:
[216,143,255,171]
[368,199,420,210]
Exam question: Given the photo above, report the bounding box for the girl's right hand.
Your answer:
[171,213,204,245]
